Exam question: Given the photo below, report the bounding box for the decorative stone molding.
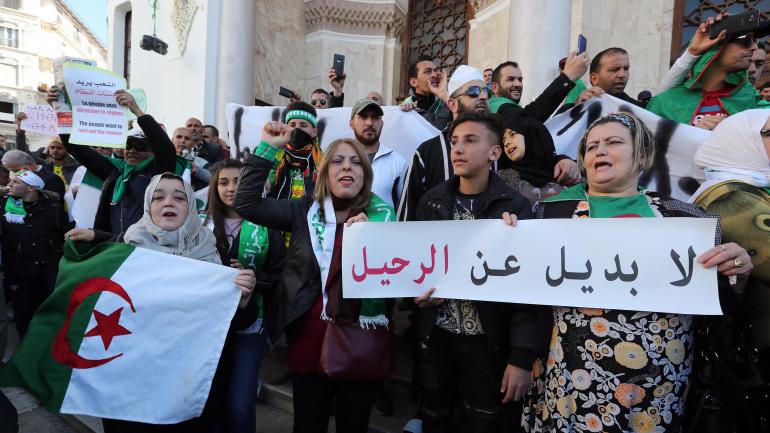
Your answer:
[171,0,198,56]
[304,0,406,38]
[470,0,497,14]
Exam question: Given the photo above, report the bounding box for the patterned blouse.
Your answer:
[522,185,718,433]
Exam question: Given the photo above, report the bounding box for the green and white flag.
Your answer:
[0,241,240,424]
[70,169,103,229]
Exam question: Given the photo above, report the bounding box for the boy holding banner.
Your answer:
[413,111,549,433]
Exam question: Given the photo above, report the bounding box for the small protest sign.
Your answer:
[63,63,128,148]
[21,104,57,136]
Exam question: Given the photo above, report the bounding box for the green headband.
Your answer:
[285,110,317,127]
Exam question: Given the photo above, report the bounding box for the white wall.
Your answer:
[106,0,220,131]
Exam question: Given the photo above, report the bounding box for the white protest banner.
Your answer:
[64,63,128,148]
[545,94,711,201]
[225,104,440,160]
[21,104,57,136]
[342,218,721,315]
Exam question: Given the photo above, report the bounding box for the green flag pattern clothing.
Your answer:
[647,44,765,125]
[0,240,240,424]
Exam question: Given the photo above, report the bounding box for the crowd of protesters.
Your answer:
[0,11,769,433]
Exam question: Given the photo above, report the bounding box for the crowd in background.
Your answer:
[0,11,768,433]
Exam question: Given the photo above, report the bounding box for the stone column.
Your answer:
[507,0,571,104]
[215,0,256,138]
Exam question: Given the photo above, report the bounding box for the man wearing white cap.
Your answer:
[1,169,69,337]
[398,65,491,221]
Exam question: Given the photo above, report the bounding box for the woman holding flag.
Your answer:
[235,123,394,433]
[204,159,286,433]
[65,172,258,432]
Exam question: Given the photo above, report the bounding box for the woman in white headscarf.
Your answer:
[66,172,257,433]
[686,109,770,432]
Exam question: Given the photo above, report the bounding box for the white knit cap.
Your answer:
[447,65,484,97]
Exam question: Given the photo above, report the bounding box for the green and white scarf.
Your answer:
[308,193,393,329]
[238,220,269,320]
[4,197,26,224]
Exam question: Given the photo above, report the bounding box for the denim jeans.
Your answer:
[226,331,267,433]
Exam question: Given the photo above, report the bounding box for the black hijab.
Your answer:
[497,116,557,187]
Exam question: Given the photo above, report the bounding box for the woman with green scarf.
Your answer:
[235,123,394,433]
[522,113,753,433]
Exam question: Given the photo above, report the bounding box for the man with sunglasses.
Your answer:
[648,18,764,128]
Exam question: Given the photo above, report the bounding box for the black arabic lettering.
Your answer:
[470,251,521,286]
[471,251,489,286]
[546,246,593,287]
[604,254,639,282]
[669,246,696,287]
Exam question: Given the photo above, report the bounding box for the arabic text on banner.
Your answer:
[342,218,720,315]
[63,62,128,148]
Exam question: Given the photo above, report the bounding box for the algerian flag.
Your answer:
[0,241,240,424]
[70,170,103,229]
[195,186,209,212]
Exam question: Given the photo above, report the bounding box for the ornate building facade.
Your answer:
[104,0,769,136]
[0,0,106,145]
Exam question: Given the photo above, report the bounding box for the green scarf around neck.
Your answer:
[4,197,26,224]
[108,157,155,204]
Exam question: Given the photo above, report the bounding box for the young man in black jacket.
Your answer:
[413,111,549,433]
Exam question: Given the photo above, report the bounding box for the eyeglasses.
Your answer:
[311,99,328,106]
[729,33,755,48]
[451,86,490,99]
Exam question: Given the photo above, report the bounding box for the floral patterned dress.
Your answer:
[522,186,695,433]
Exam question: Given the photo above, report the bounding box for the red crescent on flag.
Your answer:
[52,277,136,369]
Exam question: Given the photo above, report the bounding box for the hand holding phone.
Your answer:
[333,54,345,78]
[709,10,759,39]
[278,86,296,100]
[577,34,587,55]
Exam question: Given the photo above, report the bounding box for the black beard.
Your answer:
[355,132,380,147]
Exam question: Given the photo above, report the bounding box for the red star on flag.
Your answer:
[84,307,132,350]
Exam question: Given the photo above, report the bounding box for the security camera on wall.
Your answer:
[140,35,168,56]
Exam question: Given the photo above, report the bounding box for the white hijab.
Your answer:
[691,109,770,202]
[123,173,221,264]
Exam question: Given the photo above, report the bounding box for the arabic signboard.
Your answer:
[342,218,721,315]
[21,104,57,136]
[63,62,128,148]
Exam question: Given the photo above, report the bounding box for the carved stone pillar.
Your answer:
[302,0,407,104]
[215,0,256,136]
[507,0,571,104]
